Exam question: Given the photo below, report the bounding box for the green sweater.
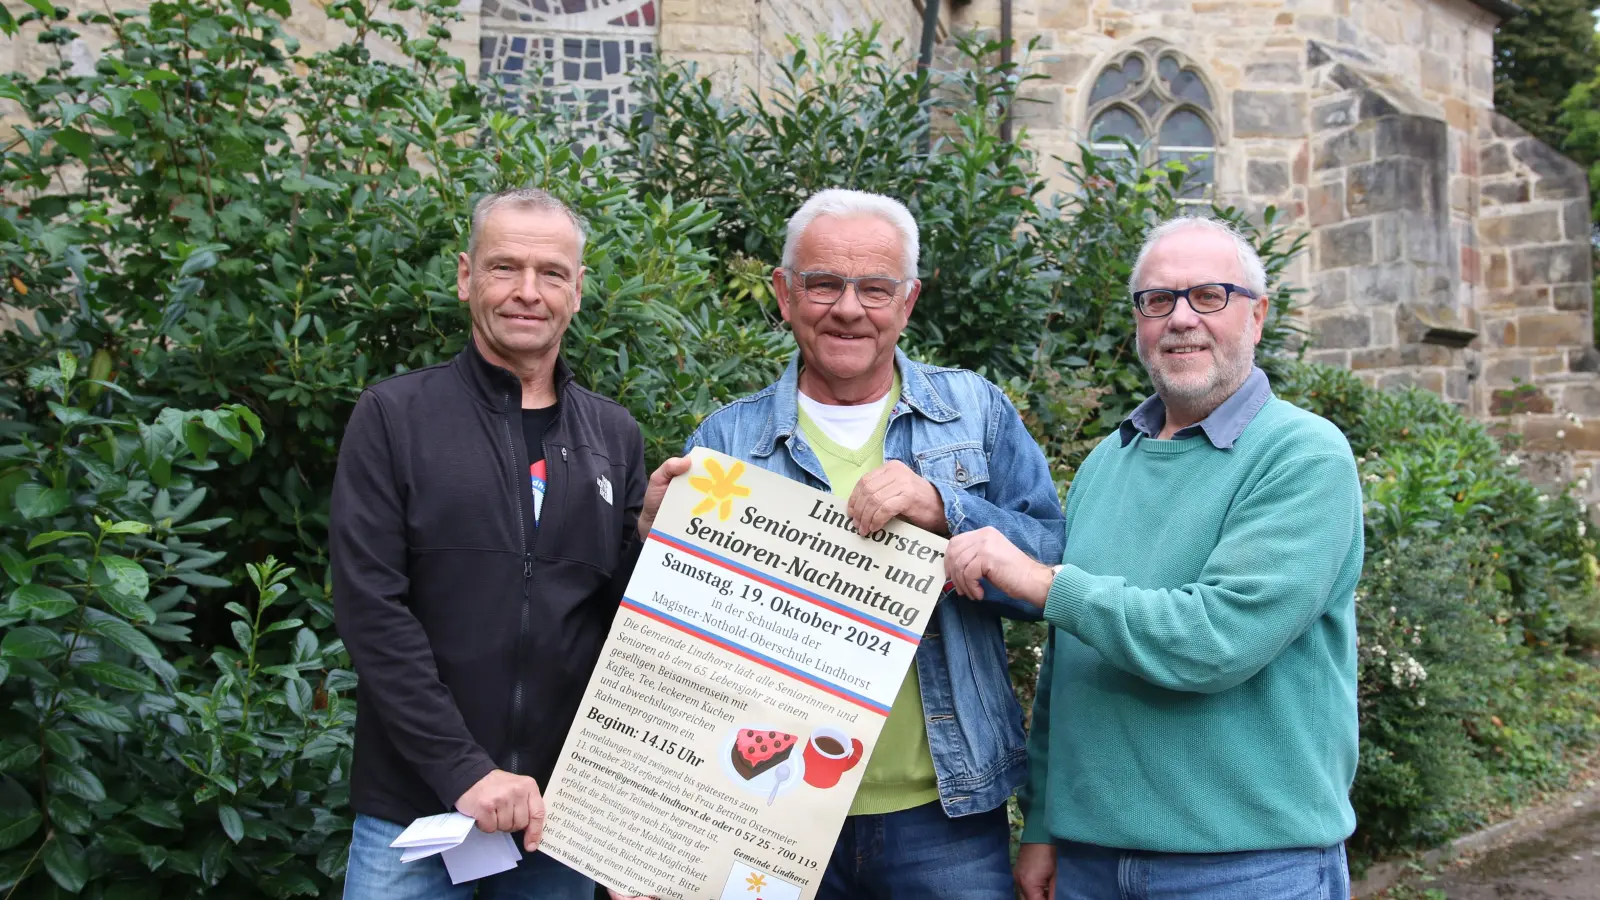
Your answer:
[1020,397,1363,853]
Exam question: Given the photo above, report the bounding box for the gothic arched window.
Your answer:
[1086,42,1219,201]
[480,0,658,127]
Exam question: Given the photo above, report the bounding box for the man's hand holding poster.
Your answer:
[539,447,946,899]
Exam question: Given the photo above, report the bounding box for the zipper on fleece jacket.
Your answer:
[504,393,564,778]
[502,391,534,777]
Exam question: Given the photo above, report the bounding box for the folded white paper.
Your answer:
[390,812,520,883]
[440,827,521,884]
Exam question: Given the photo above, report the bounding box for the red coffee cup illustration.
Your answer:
[802,726,863,789]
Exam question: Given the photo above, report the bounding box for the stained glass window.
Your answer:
[1086,42,1219,201]
[480,0,658,128]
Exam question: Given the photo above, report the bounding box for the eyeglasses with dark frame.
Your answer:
[788,270,909,309]
[1132,282,1257,318]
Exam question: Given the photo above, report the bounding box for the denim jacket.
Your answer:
[686,348,1066,816]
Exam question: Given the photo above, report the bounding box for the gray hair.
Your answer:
[467,188,587,260]
[1128,215,1268,297]
[781,189,920,279]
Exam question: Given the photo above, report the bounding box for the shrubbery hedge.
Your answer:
[0,2,1596,895]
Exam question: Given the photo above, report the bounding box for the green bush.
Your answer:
[0,351,355,896]
[1277,363,1600,853]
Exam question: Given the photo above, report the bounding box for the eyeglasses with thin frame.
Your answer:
[1132,282,1257,318]
[788,270,908,309]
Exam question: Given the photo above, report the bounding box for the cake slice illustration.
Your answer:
[730,728,798,780]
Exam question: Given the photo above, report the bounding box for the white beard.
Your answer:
[1137,322,1257,419]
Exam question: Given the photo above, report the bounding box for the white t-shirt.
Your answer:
[797,390,895,451]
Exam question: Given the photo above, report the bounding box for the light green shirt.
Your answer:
[796,374,941,816]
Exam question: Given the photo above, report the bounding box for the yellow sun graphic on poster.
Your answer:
[690,458,751,521]
[744,873,767,891]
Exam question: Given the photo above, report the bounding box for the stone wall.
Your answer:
[0,0,479,112]
[1476,110,1600,505]
[1302,47,1469,404]
[660,0,937,95]
[1476,113,1597,402]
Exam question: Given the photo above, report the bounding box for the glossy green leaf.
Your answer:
[99,555,151,601]
[86,615,161,660]
[42,831,89,893]
[14,484,69,519]
[47,761,106,802]
[78,661,158,692]
[52,127,92,163]
[0,809,41,851]
[27,530,89,549]
[8,583,76,619]
[1,625,61,659]
[218,805,243,843]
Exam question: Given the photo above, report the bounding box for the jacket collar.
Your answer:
[453,335,576,411]
[752,347,959,457]
[1118,365,1272,450]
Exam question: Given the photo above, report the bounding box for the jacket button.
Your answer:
[954,465,968,483]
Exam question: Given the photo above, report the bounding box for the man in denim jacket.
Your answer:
[637,189,1064,898]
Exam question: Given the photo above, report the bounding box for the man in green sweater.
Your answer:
[945,216,1363,899]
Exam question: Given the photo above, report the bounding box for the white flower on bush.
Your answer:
[1505,453,1521,468]
[1390,653,1427,688]
[1567,412,1583,427]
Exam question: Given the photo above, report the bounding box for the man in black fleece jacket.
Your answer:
[332,188,653,900]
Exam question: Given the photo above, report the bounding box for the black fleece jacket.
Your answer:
[331,338,645,825]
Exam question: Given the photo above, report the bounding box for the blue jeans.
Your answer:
[816,802,1013,899]
[343,814,594,900]
[1052,840,1350,900]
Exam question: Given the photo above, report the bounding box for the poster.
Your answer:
[539,447,947,899]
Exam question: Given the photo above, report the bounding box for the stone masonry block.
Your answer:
[1478,210,1563,247]
[1485,251,1509,289]
[1564,200,1592,241]
[1379,371,1446,394]
[1040,53,1095,86]
[1314,126,1373,171]
[1014,86,1066,128]
[1554,283,1594,312]
[1480,142,1511,176]
[660,25,754,54]
[1245,60,1303,85]
[1310,182,1345,226]
[1313,312,1373,349]
[1511,245,1591,287]
[1247,159,1291,195]
[1514,312,1588,347]
[1312,270,1348,308]
[1485,357,1532,385]
[1376,218,1403,264]
[1350,347,1403,370]
[1522,418,1600,454]
[1233,91,1306,138]
[1514,140,1589,200]
[1487,288,1551,309]
[1558,383,1600,417]
[1349,264,1404,306]
[1376,116,1447,161]
[1312,96,1357,131]
[1319,220,1373,270]
[1481,180,1531,206]
[1346,158,1427,217]
[1040,0,1091,29]
[1420,51,1451,95]
[1372,308,1397,345]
